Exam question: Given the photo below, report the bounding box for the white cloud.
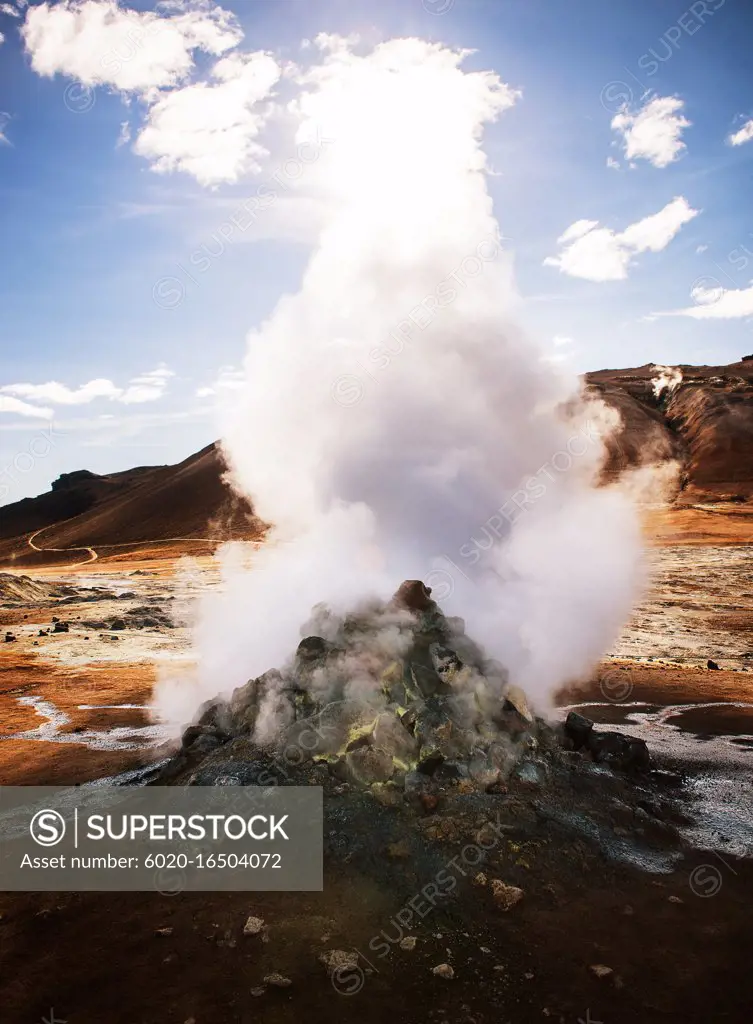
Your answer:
[695,243,708,254]
[119,365,175,403]
[133,50,280,186]
[1,2,22,15]
[1,378,121,404]
[728,118,753,147]
[611,95,690,169]
[552,334,573,346]
[606,156,620,170]
[0,31,4,44]
[21,0,242,96]
[116,120,131,147]
[544,196,699,282]
[196,364,245,397]
[557,219,599,245]
[0,395,53,418]
[655,281,753,320]
[0,365,174,413]
[0,111,10,145]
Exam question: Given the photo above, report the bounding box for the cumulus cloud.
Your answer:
[0,395,53,419]
[119,365,175,403]
[0,365,174,413]
[544,196,699,282]
[195,365,245,398]
[0,111,10,145]
[728,118,753,147]
[655,281,753,320]
[133,50,280,185]
[21,0,242,96]
[1,4,21,17]
[611,95,690,169]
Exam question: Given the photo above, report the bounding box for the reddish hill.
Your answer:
[587,357,753,503]
[0,358,750,568]
[0,443,259,567]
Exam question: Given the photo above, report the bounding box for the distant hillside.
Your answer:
[0,443,259,567]
[1,359,751,567]
[587,357,753,503]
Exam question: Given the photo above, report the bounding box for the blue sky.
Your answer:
[1,0,752,503]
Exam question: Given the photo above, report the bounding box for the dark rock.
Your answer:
[109,619,126,631]
[414,696,467,760]
[564,711,594,750]
[4,633,16,643]
[431,644,463,682]
[181,725,228,754]
[52,621,69,633]
[393,580,435,613]
[707,659,720,670]
[417,749,446,776]
[588,730,650,772]
[296,636,332,664]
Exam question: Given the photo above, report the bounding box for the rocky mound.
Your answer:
[0,573,63,605]
[160,581,649,794]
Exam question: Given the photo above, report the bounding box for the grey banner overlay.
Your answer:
[0,786,322,892]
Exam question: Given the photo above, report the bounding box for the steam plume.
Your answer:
[155,36,644,730]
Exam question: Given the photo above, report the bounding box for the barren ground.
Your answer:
[0,508,751,1023]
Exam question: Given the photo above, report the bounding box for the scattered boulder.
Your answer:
[52,621,69,634]
[590,964,613,979]
[588,730,650,772]
[109,619,126,631]
[243,916,265,936]
[4,633,16,643]
[263,973,292,988]
[399,936,417,951]
[432,963,454,980]
[319,949,359,977]
[564,711,594,750]
[490,879,524,911]
[707,659,720,670]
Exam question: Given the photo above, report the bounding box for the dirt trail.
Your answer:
[26,520,218,568]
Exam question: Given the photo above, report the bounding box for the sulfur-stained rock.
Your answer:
[345,746,394,786]
[372,711,418,762]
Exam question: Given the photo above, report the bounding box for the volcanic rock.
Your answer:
[345,746,394,785]
[564,711,594,750]
[588,730,650,772]
[372,711,418,762]
[707,659,720,670]
[319,949,359,977]
[263,973,292,988]
[490,879,524,911]
[393,580,435,613]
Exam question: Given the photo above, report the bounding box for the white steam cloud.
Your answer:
[155,36,644,731]
[651,364,683,398]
